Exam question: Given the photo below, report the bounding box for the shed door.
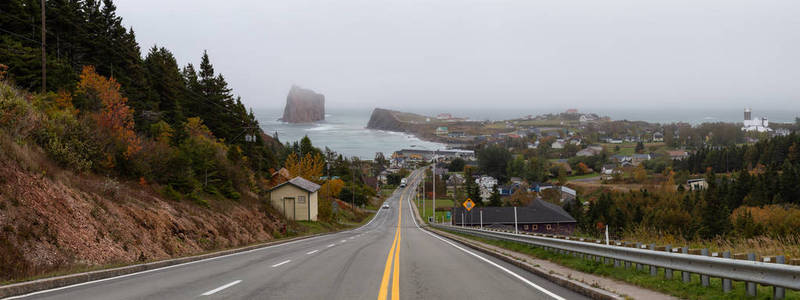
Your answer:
[284,197,295,220]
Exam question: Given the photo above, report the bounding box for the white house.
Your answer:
[475,176,498,202]
[742,108,771,133]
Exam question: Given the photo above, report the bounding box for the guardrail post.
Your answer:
[649,243,657,276]
[682,246,691,283]
[774,255,786,300]
[722,251,732,293]
[513,207,518,234]
[624,243,632,269]
[701,248,709,287]
[636,243,643,271]
[664,244,673,280]
[746,253,757,297]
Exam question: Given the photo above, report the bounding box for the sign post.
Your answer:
[514,207,518,234]
[462,198,475,211]
[462,198,475,228]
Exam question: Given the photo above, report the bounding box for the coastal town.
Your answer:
[379,107,796,212]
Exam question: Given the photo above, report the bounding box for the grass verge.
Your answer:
[445,230,799,300]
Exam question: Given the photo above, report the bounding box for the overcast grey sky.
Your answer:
[116,0,800,112]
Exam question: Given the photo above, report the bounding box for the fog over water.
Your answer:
[116,0,800,113]
[115,0,800,157]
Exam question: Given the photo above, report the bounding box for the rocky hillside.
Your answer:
[281,86,325,123]
[0,140,287,282]
[366,108,409,132]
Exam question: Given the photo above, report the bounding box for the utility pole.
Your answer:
[327,163,331,208]
[351,160,355,212]
[40,0,46,93]
[422,171,425,220]
[432,151,436,224]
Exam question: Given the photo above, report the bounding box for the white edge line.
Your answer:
[4,166,397,300]
[201,280,241,296]
[271,260,291,268]
[327,244,335,248]
[306,250,319,255]
[405,179,566,300]
[5,207,385,299]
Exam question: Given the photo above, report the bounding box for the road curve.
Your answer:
[6,169,588,300]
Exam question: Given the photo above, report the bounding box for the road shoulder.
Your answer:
[407,186,674,300]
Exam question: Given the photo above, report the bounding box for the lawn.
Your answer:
[566,172,600,181]
[414,198,458,224]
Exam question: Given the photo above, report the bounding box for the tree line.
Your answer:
[0,0,291,204]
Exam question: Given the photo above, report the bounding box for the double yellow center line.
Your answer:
[378,172,416,300]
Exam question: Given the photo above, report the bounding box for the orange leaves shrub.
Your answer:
[76,66,140,159]
[320,178,345,200]
[731,205,800,237]
[285,152,324,182]
[0,64,7,80]
[576,162,591,175]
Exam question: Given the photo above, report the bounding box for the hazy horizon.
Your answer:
[117,0,800,112]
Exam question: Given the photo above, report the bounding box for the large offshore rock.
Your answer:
[281,85,325,123]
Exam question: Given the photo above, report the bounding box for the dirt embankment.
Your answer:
[0,151,286,283]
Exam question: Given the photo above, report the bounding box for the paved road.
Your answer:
[7,169,588,300]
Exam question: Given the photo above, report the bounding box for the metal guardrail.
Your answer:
[432,224,800,298]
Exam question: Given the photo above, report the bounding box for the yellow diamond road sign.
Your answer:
[463,198,475,211]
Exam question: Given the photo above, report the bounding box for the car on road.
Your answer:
[382,203,390,209]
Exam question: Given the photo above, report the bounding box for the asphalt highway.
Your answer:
[7,169,588,300]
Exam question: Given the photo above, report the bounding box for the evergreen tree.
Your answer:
[699,171,729,238]
[144,46,185,125]
[635,141,645,154]
[488,184,502,206]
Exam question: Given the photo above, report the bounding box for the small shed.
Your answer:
[268,177,321,221]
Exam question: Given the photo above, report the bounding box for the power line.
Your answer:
[2,13,258,132]
[41,0,46,93]
[0,26,40,44]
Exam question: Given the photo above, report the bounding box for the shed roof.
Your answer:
[269,176,321,193]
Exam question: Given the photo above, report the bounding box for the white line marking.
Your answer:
[271,260,291,268]
[201,280,241,296]
[4,169,405,300]
[306,250,318,255]
[327,244,335,248]
[406,185,566,300]
[341,239,347,243]
[5,208,387,299]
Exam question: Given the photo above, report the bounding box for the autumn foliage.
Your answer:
[284,152,324,182]
[76,66,140,158]
[320,179,345,200]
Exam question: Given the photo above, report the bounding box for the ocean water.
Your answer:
[255,107,799,159]
[255,108,446,159]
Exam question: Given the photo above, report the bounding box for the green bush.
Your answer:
[34,112,98,173]
[161,185,182,201]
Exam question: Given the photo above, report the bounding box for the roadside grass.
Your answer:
[566,172,599,181]
[413,198,456,224]
[447,230,800,300]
